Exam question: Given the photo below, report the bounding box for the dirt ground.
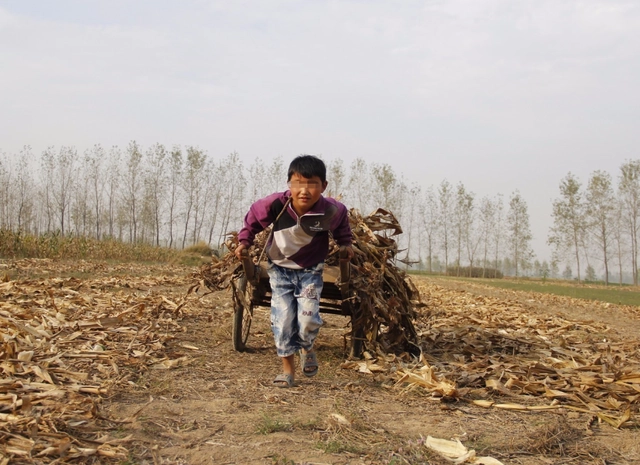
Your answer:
[3,260,639,464]
[100,269,639,465]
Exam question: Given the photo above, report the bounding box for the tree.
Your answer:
[611,201,626,285]
[143,143,168,246]
[618,160,640,285]
[533,259,542,276]
[419,186,438,273]
[548,173,586,282]
[507,191,533,277]
[267,157,287,194]
[181,146,207,248]
[71,151,93,236]
[41,146,77,235]
[248,157,268,201]
[438,180,454,270]
[478,196,495,277]
[371,163,404,214]
[247,156,287,203]
[105,146,122,239]
[85,145,106,239]
[217,152,246,247]
[348,158,371,214]
[327,158,346,199]
[540,260,550,280]
[0,152,13,229]
[502,256,515,276]
[452,183,467,273]
[451,183,476,271]
[205,159,225,247]
[167,147,183,248]
[39,147,56,232]
[455,183,479,271]
[585,170,615,285]
[492,194,505,273]
[402,184,421,266]
[122,141,144,242]
[14,147,36,233]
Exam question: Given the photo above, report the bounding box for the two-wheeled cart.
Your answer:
[231,247,364,358]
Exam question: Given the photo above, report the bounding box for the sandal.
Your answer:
[302,351,319,378]
[273,373,294,388]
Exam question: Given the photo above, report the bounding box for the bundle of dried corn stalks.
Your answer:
[330,208,419,354]
[198,208,420,354]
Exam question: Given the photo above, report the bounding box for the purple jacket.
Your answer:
[238,191,352,269]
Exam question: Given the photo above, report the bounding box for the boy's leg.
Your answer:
[281,354,295,378]
[267,264,298,383]
[296,262,324,375]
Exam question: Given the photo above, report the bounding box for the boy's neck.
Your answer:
[291,200,316,216]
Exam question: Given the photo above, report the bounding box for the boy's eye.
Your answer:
[289,180,321,189]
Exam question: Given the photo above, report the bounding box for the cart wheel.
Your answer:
[232,275,253,352]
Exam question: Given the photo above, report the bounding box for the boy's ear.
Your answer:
[322,180,328,191]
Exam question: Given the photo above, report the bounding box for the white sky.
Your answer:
[1,0,639,260]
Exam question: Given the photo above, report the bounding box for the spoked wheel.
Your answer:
[232,275,254,351]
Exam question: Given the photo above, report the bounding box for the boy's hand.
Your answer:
[235,243,247,260]
[340,245,355,261]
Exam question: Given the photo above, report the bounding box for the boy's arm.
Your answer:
[332,203,354,259]
[236,193,282,256]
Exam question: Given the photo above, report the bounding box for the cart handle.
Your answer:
[338,246,351,298]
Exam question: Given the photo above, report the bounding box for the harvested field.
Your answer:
[1,258,639,464]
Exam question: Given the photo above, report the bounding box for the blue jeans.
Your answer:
[267,260,324,358]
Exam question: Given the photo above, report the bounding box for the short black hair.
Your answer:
[287,155,326,182]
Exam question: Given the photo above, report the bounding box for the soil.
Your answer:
[97,271,640,465]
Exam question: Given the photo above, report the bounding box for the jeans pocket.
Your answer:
[304,261,324,276]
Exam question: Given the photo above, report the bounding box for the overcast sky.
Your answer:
[1,0,639,260]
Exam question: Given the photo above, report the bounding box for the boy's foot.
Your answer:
[273,373,294,388]
[302,351,318,377]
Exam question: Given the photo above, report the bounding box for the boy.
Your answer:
[235,155,354,387]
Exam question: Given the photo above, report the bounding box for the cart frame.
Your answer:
[231,247,364,358]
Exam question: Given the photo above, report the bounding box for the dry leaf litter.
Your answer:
[0,260,200,463]
[2,217,640,463]
[343,281,640,430]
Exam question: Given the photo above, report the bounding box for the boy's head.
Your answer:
[287,155,328,215]
[287,155,326,183]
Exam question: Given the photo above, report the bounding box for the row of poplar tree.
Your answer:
[0,142,637,283]
[548,164,640,286]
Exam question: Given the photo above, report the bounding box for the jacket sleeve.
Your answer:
[237,193,280,247]
[331,203,353,246]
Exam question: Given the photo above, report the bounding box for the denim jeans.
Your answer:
[267,260,324,357]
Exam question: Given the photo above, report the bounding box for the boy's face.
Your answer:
[288,172,327,215]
